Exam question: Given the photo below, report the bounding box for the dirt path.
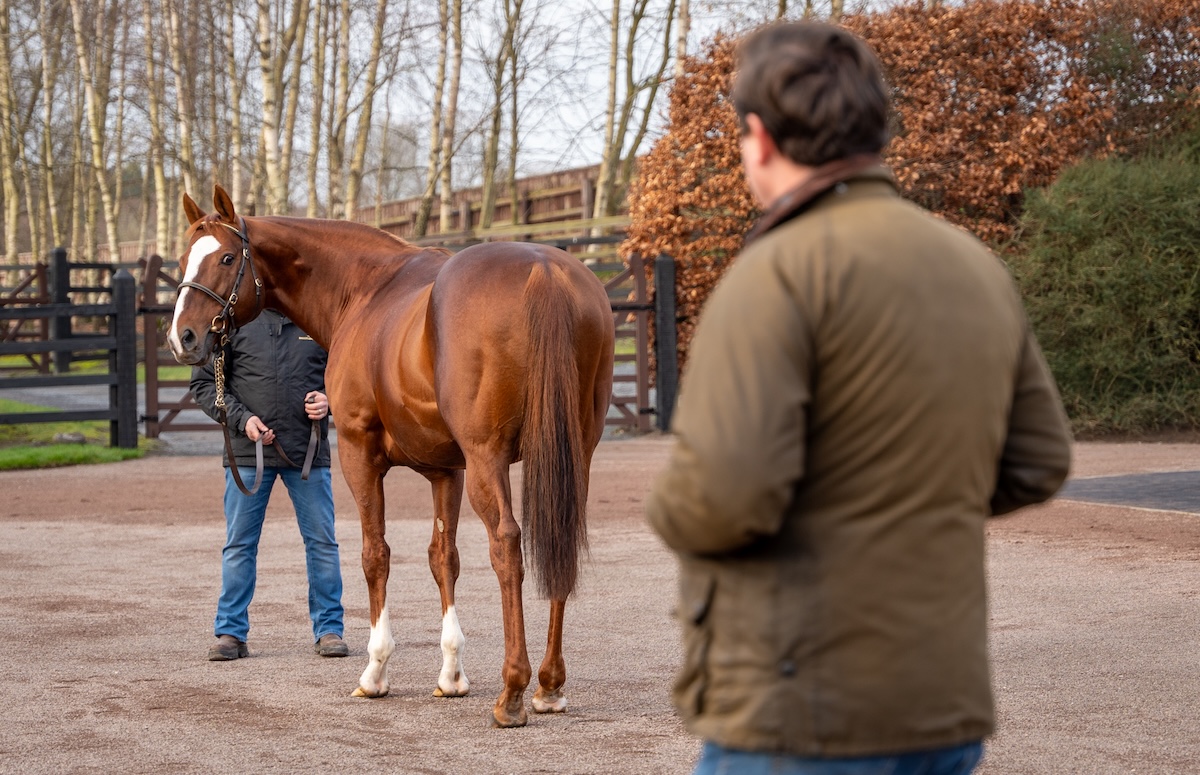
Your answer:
[0,438,1197,773]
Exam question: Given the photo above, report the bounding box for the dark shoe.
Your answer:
[315,633,349,657]
[207,634,249,661]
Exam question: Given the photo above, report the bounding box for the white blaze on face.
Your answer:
[167,235,222,354]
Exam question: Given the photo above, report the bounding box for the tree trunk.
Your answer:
[438,0,462,233]
[279,0,313,211]
[591,0,620,221]
[327,0,351,217]
[480,0,517,230]
[0,0,22,263]
[256,0,284,213]
[412,0,448,238]
[307,0,329,217]
[67,0,120,264]
[344,0,389,220]
[165,0,196,195]
[39,0,63,249]
[674,0,688,79]
[619,0,675,190]
[227,0,245,209]
[143,0,171,257]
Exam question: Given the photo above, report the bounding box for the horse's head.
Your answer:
[167,185,265,365]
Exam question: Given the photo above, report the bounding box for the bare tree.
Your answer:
[278,0,312,211]
[593,0,676,220]
[412,0,448,237]
[39,0,65,250]
[226,0,247,210]
[164,0,197,196]
[438,0,463,233]
[143,0,172,257]
[326,0,351,216]
[307,0,330,217]
[0,0,21,262]
[344,0,390,219]
[674,0,688,78]
[67,0,120,264]
[479,0,519,229]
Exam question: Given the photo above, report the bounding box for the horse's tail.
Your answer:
[520,264,589,601]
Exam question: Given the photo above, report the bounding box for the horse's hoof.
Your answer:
[433,684,469,698]
[490,706,528,728]
[351,684,389,698]
[532,690,567,713]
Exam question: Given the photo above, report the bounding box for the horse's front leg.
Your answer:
[464,459,531,728]
[424,469,470,698]
[532,599,568,713]
[339,445,394,699]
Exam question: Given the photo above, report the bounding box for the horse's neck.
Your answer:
[253,218,386,350]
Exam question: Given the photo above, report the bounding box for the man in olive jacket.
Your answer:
[645,22,1072,774]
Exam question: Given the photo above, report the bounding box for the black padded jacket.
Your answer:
[190,310,331,469]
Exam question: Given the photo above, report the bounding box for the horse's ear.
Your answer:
[213,184,237,223]
[182,193,206,225]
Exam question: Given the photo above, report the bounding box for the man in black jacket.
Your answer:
[191,309,349,661]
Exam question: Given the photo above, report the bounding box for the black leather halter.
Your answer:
[177,216,263,347]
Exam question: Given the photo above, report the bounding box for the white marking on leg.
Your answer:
[355,606,394,697]
[167,235,221,353]
[435,605,470,696]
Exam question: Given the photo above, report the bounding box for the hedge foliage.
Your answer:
[1010,134,1200,435]
[623,0,1200,377]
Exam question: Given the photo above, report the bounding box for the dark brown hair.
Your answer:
[732,21,889,166]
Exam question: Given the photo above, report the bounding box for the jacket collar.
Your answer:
[744,154,897,245]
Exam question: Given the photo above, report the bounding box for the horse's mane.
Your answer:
[188,214,451,260]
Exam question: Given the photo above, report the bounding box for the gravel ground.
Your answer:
[0,438,1197,774]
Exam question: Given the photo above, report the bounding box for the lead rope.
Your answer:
[214,349,264,497]
[214,348,319,497]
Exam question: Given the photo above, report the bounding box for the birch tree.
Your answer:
[327,0,351,216]
[344,0,390,219]
[165,0,197,196]
[479,0,519,229]
[39,0,65,250]
[0,0,21,262]
[438,0,463,233]
[412,0,447,237]
[593,0,676,220]
[143,0,172,257]
[67,0,120,264]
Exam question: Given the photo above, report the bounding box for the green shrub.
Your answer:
[1011,137,1200,435]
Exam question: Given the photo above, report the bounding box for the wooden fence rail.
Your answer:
[0,243,678,446]
[0,269,139,448]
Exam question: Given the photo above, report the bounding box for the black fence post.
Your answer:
[653,253,678,433]
[110,269,139,449]
[50,247,72,373]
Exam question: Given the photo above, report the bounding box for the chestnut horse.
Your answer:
[168,185,614,728]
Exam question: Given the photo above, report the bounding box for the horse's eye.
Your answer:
[220,253,235,265]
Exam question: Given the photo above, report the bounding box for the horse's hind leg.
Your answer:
[464,457,531,728]
[424,469,470,698]
[532,599,568,713]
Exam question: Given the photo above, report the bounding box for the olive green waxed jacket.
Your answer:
[645,167,1072,757]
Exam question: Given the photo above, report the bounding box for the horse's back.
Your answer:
[429,242,614,456]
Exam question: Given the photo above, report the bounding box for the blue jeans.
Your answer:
[214,466,344,643]
[693,740,983,775]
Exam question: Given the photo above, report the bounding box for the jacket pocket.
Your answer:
[673,568,716,717]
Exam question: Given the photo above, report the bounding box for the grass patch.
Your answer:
[0,444,142,470]
[0,355,192,382]
[0,397,146,469]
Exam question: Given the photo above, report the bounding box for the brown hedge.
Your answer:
[623,0,1200,373]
